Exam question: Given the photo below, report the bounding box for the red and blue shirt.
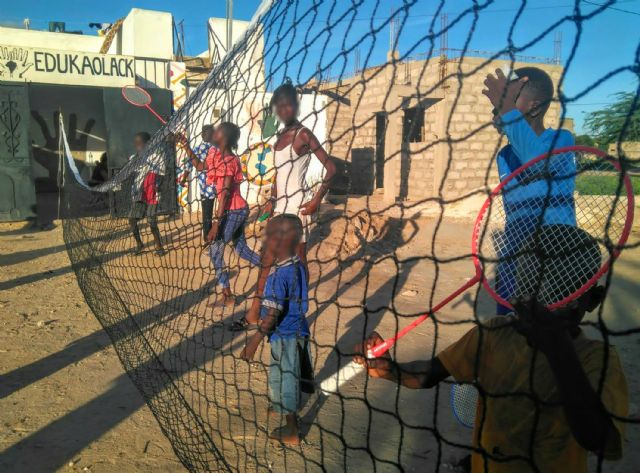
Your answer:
[206,148,247,211]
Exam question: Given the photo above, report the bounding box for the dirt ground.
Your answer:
[1,199,639,472]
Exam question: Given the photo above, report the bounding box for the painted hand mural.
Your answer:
[31,110,96,185]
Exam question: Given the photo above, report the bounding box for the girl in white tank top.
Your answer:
[233,79,337,335]
[273,126,313,216]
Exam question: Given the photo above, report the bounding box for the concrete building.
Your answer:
[315,55,565,203]
[0,8,258,223]
[608,142,640,160]
[0,9,179,223]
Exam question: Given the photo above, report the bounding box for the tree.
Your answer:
[583,92,640,148]
[575,134,595,147]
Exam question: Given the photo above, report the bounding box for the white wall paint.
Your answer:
[0,27,102,53]
[119,9,173,60]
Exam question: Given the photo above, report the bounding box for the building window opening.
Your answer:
[402,107,424,143]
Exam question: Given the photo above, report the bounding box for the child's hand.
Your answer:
[174,132,188,147]
[512,296,581,352]
[482,68,527,117]
[240,333,263,361]
[354,332,396,380]
[178,172,189,187]
[300,197,320,216]
[207,221,219,242]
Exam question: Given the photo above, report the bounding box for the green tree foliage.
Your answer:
[575,134,596,147]
[584,92,640,147]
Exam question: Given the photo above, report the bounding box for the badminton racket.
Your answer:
[122,85,167,124]
[320,145,635,394]
[451,383,478,428]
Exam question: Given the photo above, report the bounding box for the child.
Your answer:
[483,67,576,314]
[200,122,260,304]
[241,214,314,445]
[354,225,628,473]
[178,124,217,240]
[233,78,336,331]
[129,131,166,256]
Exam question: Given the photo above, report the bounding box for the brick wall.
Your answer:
[319,56,565,202]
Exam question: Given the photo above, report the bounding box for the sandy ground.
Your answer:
[1,199,639,472]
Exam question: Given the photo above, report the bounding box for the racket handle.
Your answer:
[145,104,167,124]
[321,275,481,396]
[258,212,270,222]
[319,360,365,394]
[370,275,481,358]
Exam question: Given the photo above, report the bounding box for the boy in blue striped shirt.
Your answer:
[483,67,576,314]
[240,214,313,445]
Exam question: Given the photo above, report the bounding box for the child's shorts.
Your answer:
[269,337,314,414]
[129,202,158,220]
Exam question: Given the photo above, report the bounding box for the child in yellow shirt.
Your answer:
[354,225,628,473]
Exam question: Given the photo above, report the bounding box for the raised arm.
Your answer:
[298,128,336,216]
[500,110,574,165]
[482,68,574,166]
[353,332,450,389]
[513,298,622,454]
[176,133,207,172]
[545,331,619,453]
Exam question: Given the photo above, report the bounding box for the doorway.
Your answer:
[375,112,387,189]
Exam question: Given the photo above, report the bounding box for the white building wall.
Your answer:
[1,9,173,60]
[119,9,173,60]
[0,9,174,89]
[0,27,103,53]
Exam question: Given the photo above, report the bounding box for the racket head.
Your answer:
[451,383,478,429]
[472,146,635,311]
[122,85,152,107]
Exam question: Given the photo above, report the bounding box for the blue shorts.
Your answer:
[269,337,314,414]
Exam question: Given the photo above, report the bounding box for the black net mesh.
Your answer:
[59,1,639,472]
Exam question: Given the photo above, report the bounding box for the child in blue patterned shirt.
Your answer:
[483,66,576,314]
[241,214,313,445]
[178,124,217,239]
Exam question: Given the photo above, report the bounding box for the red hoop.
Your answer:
[471,145,635,312]
[369,145,635,358]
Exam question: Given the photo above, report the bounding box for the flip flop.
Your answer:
[229,316,258,332]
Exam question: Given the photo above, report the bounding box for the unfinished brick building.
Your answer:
[315,55,564,204]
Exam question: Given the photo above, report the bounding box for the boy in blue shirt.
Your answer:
[240,214,313,445]
[483,67,576,314]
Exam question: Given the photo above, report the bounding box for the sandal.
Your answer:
[229,316,258,332]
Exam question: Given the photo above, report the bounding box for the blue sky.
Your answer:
[1,0,638,133]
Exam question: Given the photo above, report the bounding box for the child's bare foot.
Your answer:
[269,414,300,445]
[269,425,300,446]
[222,290,236,306]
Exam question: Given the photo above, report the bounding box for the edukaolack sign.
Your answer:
[0,44,135,87]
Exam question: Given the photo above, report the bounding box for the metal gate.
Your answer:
[0,83,36,221]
